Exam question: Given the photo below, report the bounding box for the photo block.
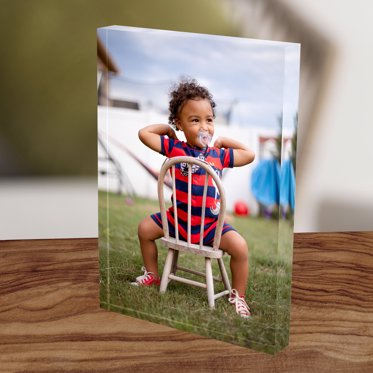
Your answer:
[97,25,300,354]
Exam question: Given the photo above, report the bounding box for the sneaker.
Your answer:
[228,289,251,318]
[131,267,160,286]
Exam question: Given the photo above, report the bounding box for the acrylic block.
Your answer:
[97,25,300,354]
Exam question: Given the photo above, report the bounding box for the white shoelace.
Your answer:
[228,289,251,318]
[135,266,150,282]
[131,266,155,285]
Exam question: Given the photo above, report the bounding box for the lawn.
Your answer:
[99,191,294,354]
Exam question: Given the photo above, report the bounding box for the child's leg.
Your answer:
[137,216,164,276]
[219,230,249,296]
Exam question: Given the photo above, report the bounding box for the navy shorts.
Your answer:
[151,211,235,246]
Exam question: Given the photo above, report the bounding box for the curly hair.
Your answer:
[168,78,216,129]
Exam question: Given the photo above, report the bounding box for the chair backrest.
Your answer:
[157,156,226,250]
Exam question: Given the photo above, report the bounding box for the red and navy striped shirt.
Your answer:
[151,136,235,245]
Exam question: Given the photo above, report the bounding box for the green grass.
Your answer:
[99,191,294,354]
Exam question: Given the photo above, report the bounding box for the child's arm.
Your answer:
[214,137,255,167]
[138,124,178,153]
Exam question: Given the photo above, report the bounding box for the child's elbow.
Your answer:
[243,150,255,165]
[235,149,255,167]
[138,128,146,143]
[248,150,255,163]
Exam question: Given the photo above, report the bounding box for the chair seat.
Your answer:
[160,237,223,259]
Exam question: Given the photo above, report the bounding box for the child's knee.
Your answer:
[237,235,249,260]
[138,217,149,239]
[221,231,248,260]
[138,216,163,241]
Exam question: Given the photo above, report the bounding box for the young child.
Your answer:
[133,79,255,318]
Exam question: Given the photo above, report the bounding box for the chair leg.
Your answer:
[218,258,231,292]
[205,258,215,309]
[160,249,175,294]
[171,250,179,275]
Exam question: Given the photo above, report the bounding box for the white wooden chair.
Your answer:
[158,156,232,308]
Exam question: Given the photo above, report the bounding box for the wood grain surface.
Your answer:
[0,233,372,372]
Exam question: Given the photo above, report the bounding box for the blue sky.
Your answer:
[98,26,300,131]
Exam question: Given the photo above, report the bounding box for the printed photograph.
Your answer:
[97,25,300,353]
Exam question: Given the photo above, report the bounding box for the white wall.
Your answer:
[281,0,373,232]
[98,106,262,215]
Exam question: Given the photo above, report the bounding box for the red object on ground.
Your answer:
[234,201,249,216]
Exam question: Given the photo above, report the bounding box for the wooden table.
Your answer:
[1,233,372,372]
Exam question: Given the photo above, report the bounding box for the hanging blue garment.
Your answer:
[251,159,280,207]
[280,159,296,211]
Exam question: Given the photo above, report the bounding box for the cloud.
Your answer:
[99,26,300,130]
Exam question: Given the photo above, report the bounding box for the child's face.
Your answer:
[175,99,214,148]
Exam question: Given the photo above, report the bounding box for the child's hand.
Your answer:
[213,137,223,148]
[139,124,179,153]
[213,136,255,167]
[167,126,178,140]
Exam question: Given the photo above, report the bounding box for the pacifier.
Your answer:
[197,130,212,148]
